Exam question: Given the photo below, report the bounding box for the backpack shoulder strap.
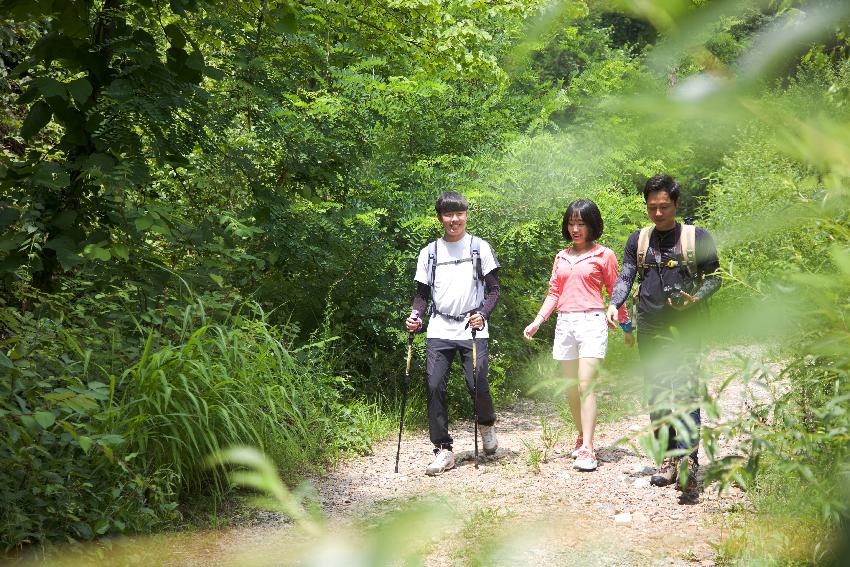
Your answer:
[636,226,653,280]
[470,235,483,282]
[427,240,438,289]
[680,224,697,276]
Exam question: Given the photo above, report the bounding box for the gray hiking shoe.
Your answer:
[425,449,455,476]
[480,424,498,455]
[650,457,679,487]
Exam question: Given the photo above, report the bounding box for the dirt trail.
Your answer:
[186,346,776,567]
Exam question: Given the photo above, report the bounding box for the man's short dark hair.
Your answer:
[435,191,469,215]
[643,174,680,203]
[562,199,604,242]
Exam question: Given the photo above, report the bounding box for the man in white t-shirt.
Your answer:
[404,191,501,476]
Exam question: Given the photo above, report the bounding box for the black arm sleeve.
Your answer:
[480,268,501,319]
[694,275,721,302]
[693,228,722,302]
[411,282,430,317]
[610,231,639,308]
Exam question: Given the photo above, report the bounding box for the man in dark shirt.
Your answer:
[606,174,721,500]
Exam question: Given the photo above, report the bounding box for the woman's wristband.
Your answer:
[620,321,634,333]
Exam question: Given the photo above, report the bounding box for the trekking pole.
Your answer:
[471,326,479,469]
[394,332,415,473]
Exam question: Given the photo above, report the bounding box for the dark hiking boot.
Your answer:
[677,456,700,502]
[650,457,679,487]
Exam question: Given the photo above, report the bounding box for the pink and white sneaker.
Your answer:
[570,436,584,458]
[573,447,598,471]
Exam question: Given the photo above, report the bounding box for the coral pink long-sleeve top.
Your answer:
[536,244,629,323]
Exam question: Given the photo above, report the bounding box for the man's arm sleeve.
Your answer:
[480,268,500,319]
[693,228,721,302]
[411,282,430,316]
[610,232,638,308]
[603,250,629,323]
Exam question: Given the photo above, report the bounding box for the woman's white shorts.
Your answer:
[552,310,608,360]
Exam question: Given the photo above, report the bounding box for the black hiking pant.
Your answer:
[637,326,702,462]
[426,338,496,451]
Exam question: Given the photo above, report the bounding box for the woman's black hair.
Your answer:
[562,199,603,242]
[643,174,680,203]
[435,191,469,215]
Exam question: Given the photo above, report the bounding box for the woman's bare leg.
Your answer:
[578,357,601,450]
[560,359,582,439]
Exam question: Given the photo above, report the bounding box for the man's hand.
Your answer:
[405,316,421,333]
[668,291,698,311]
[467,311,485,330]
[606,304,619,327]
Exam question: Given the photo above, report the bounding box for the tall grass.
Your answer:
[110,313,373,493]
[1,289,393,551]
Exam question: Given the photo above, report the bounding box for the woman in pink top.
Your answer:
[523,199,634,471]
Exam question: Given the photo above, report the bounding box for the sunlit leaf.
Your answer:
[111,244,130,260]
[34,411,55,429]
[83,244,112,262]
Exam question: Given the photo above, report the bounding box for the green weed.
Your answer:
[457,506,514,567]
[539,415,563,463]
[522,438,543,474]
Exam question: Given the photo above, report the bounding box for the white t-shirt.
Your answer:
[414,233,499,340]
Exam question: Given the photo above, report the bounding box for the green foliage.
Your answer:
[111,311,368,492]
[4,0,850,560]
[0,1,213,291]
[0,291,383,551]
[0,296,179,551]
